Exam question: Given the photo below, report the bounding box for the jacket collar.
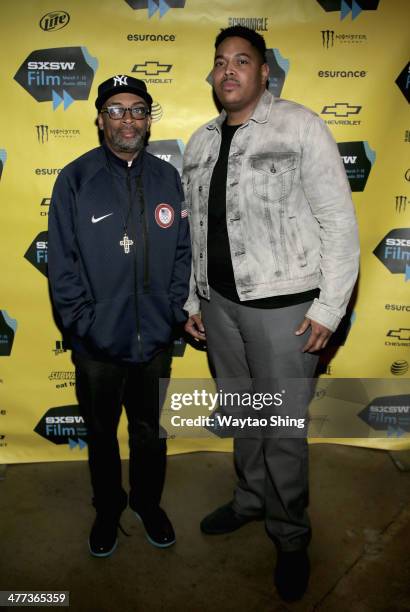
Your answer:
[102,140,144,173]
[207,89,274,131]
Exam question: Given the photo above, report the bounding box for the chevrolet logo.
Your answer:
[321,103,362,117]
[131,61,172,76]
[387,328,410,341]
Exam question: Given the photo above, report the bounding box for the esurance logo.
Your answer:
[373,229,410,282]
[359,394,410,437]
[34,405,87,449]
[0,150,6,182]
[39,11,70,31]
[125,0,186,18]
[146,139,184,174]
[396,62,410,104]
[24,231,48,277]
[321,102,362,126]
[316,0,380,20]
[0,311,17,357]
[337,141,375,191]
[14,47,98,110]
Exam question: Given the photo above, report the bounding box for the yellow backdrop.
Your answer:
[0,0,409,463]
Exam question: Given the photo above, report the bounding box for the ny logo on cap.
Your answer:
[113,75,128,87]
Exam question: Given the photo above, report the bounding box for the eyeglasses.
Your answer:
[101,106,150,120]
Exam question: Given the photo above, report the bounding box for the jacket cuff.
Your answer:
[183,294,200,317]
[305,299,341,333]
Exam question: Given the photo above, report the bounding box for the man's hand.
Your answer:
[295,317,332,352]
[184,313,206,342]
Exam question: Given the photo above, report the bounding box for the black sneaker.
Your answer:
[274,548,310,602]
[134,507,176,548]
[200,502,262,535]
[88,514,119,558]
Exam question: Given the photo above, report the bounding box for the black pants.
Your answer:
[73,347,172,517]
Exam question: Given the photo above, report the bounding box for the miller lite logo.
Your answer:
[155,203,174,228]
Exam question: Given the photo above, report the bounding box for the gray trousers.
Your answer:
[201,289,319,551]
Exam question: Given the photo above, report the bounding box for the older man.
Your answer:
[48,75,191,557]
[183,27,359,601]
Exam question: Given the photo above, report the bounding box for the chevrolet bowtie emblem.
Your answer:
[321,103,362,117]
[131,61,172,76]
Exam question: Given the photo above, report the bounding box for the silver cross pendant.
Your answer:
[120,233,134,254]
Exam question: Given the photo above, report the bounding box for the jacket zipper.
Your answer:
[127,166,144,361]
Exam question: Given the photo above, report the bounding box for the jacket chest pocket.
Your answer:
[251,153,297,203]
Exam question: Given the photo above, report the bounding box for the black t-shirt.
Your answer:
[207,121,319,308]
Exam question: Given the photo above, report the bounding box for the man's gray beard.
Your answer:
[111,130,146,153]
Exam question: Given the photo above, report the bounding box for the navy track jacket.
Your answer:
[48,143,191,364]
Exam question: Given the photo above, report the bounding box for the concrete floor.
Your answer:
[1,445,410,612]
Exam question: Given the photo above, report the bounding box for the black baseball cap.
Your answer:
[95,75,153,110]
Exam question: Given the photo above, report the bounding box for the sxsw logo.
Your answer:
[373,229,410,282]
[125,0,186,18]
[395,62,410,103]
[359,394,410,437]
[24,231,48,277]
[14,47,98,110]
[0,311,17,357]
[146,139,184,175]
[337,141,375,191]
[316,0,380,20]
[0,150,6,182]
[34,405,87,449]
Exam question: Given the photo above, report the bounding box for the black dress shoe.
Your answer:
[89,514,119,557]
[274,548,310,602]
[200,502,262,535]
[134,507,176,548]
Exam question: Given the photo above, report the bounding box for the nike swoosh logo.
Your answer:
[91,213,113,224]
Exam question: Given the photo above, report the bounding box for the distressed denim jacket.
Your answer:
[182,90,359,332]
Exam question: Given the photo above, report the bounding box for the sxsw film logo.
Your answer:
[14,47,98,110]
[146,139,184,174]
[0,149,6,182]
[206,48,289,98]
[24,231,48,277]
[316,0,380,20]
[125,0,186,18]
[321,30,367,47]
[395,195,408,214]
[321,102,362,126]
[0,311,17,357]
[132,60,172,84]
[359,394,410,437]
[386,328,410,348]
[35,124,80,143]
[395,62,410,104]
[34,405,87,449]
[373,229,410,282]
[39,11,70,32]
[337,141,375,191]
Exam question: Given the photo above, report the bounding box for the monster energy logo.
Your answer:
[321,30,334,48]
[36,124,49,143]
[396,196,408,214]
